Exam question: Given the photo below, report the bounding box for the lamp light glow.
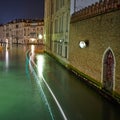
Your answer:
[30,38,36,42]
[38,34,43,39]
[79,41,86,48]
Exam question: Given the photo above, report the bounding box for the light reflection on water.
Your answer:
[5,47,9,71]
[36,54,44,76]
[0,46,55,120]
[1,45,120,120]
[35,54,68,120]
[30,45,35,60]
[28,52,55,120]
[31,45,35,55]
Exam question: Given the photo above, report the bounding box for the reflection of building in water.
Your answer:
[0,19,44,45]
[36,55,44,76]
[5,48,9,71]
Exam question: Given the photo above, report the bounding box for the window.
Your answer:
[16,25,18,28]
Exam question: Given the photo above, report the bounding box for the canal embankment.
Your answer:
[45,50,120,106]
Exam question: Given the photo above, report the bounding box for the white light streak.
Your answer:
[5,49,9,70]
[29,51,68,120]
[36,55,44,76]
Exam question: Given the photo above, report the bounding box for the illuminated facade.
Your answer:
[70,0,120,100]
[1,19,44,45]
[0,24,4,45]
[45,0,120,102]
[44,0,70,61]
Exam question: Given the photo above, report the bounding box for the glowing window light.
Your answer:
[38,34,43,39]
[30,38,36,42]
[6,39,8,44]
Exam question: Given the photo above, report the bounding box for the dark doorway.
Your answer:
[103,49,115,92]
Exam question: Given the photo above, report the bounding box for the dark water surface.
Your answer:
[0,45,120,120]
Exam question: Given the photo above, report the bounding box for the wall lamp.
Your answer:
[59,39,64,43]
[79,40,89,48]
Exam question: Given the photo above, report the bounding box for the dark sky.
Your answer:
[0,0,44,24]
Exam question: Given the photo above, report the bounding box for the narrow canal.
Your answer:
[0,45,120,120]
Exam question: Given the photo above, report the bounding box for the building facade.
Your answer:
[0,19,44,45]
[45,0,120,102]
[44,0,70,62]
[70,0,120,100]
[0,24,4,45]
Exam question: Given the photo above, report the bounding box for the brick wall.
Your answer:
[69,8,120,94]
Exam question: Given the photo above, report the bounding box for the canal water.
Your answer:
[0,46,54,120]
[0,45,120,120]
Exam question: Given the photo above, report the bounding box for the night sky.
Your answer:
[0,0,44,24]
[0,0,99,24]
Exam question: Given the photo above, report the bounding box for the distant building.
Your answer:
[0,24,4,45]
[44,0,70,61]
[0,19,44,45]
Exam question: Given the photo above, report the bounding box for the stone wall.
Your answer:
[69,0,120,95]
[71,0,120,23]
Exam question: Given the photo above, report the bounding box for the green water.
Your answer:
[0,46,53,120]
[1,45,120,120]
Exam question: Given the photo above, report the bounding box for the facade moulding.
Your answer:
[71,0,120,23]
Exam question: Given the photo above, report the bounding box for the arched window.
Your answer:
[103,49,115,92]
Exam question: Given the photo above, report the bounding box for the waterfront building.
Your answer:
[45,0,120,102]
[0,24,4,45]
[44,0,70,62]
[0,19,44,45]
[70,0,120,101]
